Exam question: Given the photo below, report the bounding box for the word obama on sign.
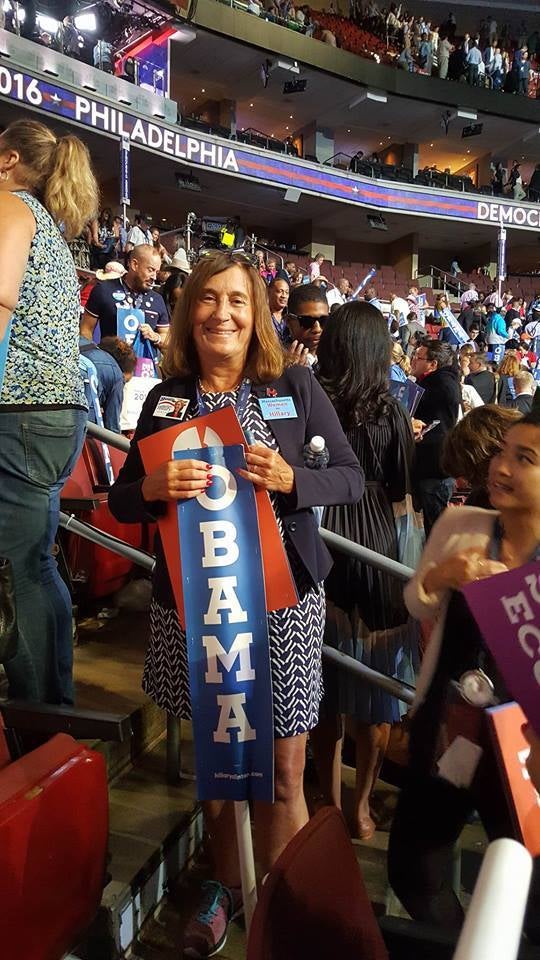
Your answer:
[175,442,273,801]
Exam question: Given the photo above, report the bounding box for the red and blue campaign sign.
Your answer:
[138,405,298,626]
[175,443,274,802]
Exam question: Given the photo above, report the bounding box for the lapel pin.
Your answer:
[266,388,278,397]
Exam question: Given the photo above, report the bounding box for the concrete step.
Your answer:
[71,736,202,960]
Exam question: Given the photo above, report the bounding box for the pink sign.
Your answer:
[463,561,540,735]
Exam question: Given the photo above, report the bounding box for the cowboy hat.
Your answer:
[170,249,192,273]
[96,261,127,281]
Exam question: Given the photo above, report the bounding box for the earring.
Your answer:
[0,171,8,182]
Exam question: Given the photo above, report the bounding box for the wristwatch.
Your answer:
[456,669,498,708]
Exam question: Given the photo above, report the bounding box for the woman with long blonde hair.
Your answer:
[0,119,98,704]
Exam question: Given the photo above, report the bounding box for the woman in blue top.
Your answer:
[0,119,98,704]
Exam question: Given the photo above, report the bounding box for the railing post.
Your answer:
[166,714,182,784]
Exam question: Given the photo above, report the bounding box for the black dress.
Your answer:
[322,396,419,723]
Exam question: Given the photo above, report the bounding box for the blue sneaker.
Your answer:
[183,880,242,957]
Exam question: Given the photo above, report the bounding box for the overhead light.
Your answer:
[347,128,351,133]
[118,97,131,105]
[349,89,387,108]
[37,14,59,33]
[430,143,434,147]
[367,213,387,231]
[283,79,307,94]
[285,126,289,131]
[175,171,201,192]
[456,107,478,121]
[82,82,96,92]
[153,111,165,119]
[43,66,59,76]
[201,88,205,92]
[284,188,301,202]
[250,102,254,107]
[74,12,97,31]
[289,114,293,119]
[171,25,197,43]
[268,59,300,75]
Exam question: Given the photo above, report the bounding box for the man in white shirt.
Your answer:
[460,283,478,310]
[390,291,409,325]
[326,278,350,309]
[126,215,153,253]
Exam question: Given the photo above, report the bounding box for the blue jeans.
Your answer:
[0,408,87,703]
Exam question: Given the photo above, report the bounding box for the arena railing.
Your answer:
[63,421,416,777]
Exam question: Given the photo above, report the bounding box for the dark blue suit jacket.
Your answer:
[108,366,364,606]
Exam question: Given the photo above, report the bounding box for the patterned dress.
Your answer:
[0,191,85,408]
[143,386,326,738]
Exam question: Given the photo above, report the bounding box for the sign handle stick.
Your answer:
[234,800,257,933]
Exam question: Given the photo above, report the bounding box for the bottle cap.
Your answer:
[309,435,325,454]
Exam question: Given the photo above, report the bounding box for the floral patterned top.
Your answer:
[0,191,86,408]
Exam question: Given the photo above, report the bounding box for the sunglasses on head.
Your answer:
[288,312,328,330]
[198,249,258,268]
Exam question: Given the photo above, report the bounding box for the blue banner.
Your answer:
[78,354,114,484]
[120,134,131,206]
[116,305,144,345]
[0,318,12,396]
[441,306,469,346]
[175,443,274,802]
[1,63,539,233]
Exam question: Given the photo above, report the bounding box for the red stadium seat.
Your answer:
[0,731,108,960]
[61,437,151,599]
[247,806,388,960]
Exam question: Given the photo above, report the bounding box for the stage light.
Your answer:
[37,14,59,33]
[74,12,97,31]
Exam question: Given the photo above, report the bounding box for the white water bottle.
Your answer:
[303,435,329,469]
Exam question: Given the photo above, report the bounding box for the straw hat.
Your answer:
[170,249,192,273]
[96,261,127,281]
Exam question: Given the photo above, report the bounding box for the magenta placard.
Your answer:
[463,562,540,734]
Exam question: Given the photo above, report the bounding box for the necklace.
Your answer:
[198,377,242,394]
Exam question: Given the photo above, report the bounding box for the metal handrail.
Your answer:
[59,510,415,706]
[86,421,131,451]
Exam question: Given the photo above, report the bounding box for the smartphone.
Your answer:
[420,419,441,438]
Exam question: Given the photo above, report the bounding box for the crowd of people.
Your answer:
[234,0,539,99]
[3,115,540,959]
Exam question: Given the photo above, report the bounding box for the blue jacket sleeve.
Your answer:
[286,375,364,510]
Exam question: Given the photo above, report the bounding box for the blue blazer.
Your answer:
[108,366,364,607]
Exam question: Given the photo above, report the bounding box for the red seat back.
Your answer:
[247,807,388,960]
[0,734,108,960]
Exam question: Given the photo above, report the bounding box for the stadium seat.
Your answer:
[247,806,388,960]
[0,728,108,960]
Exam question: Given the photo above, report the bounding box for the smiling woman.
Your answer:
[108,249,364,958]
[388,409,540,942]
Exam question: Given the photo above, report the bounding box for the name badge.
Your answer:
[153,396,190,420]
[258,396,297,420]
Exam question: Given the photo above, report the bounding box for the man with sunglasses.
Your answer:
[286,283,329,367]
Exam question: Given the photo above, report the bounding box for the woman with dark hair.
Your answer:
[388,408,540,942]
[91,207,117,269]
[161,268,187,315]
[312,300,417,840]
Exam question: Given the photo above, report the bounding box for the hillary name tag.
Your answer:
[258,396,297,420]
[153,396,190,420]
